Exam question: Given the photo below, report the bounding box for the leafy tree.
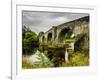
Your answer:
[22,26,39,55]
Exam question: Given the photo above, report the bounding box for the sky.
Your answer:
[22,11,89,34]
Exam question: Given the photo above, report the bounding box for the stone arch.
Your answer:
[39,32,44,36]
[47,33,52,42]
[58,28,71,43]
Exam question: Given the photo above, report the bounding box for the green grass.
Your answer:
[65,38,75,43]
[22,54,54,69]
[22,50,89,68]
[22,61,54,69]
[61,51,89,67]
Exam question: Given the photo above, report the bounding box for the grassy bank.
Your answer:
[22,50,89,69]
[22,53,54,69]
[61,51,89,67]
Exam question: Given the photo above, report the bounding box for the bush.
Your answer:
[23,31,39,55]
[65,38,75,43]
[22,51,54,69]
[61,51,89,67]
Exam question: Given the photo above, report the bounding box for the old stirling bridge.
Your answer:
[38,16,89,63]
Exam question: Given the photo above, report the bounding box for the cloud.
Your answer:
[22,11,89,34]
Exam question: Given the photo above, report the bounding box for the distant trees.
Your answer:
[22,26,39,55]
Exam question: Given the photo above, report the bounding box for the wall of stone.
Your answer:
[38,16,89,52]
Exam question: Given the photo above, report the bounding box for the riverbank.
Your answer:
[22,50,89,69]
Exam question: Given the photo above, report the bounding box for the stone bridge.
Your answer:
[39,16,89,52]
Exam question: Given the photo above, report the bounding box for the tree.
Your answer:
[22,26,39,55]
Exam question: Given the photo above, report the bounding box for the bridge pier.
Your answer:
[65,48,69,63]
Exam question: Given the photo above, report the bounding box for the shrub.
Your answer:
[22,29,39,55]
[61,51,89,67]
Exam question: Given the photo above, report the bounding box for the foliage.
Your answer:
[65,38,75,43]
[22,51,54,69]
[22,26,39,55]
[22,50,89,68]
[61,51,89,67]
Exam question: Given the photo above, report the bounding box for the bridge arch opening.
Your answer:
[42,36,45,44]
[47,33,52,42]
[58,28,72,43]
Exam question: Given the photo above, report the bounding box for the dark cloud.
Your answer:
[22,11,89,34]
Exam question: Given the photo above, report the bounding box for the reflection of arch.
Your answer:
[58,28,71,43]
[47,33,52,42]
